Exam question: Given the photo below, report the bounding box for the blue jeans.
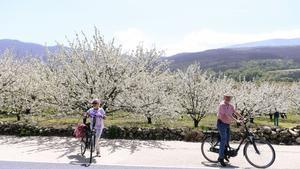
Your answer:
[217,119,230,159]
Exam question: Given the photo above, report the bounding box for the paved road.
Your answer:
[0,161,209,169]
[0,136,299,169]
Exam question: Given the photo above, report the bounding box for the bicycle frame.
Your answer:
[89,117,97,148]
[82,117,97,151]
[202,118,276,168]
[235,121,261,155]
[207,120,261,156]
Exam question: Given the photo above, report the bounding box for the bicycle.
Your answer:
[80,117,96,164]
[201,118,276,168]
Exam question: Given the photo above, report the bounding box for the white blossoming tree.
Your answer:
[0,52,45,121]
[288,82,300,114]
[174,64,234,127]
[45,29,131,114]
[0,51,22,116]
[232,81,293,121]
[117,46,179,124]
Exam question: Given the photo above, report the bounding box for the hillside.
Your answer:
[228,38,300,48]
[167,46,300,71]
[0,39,60,61]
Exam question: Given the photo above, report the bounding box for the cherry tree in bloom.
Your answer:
[0,52,44,121]
[0,51,21,114]
[289,82,300,114]
[233,81,292,119]
[117,47,179,124]
[0,51,19,97]
[174,64,234,127]
[46,29,131,113]
[257,82,292,114]
[38,56,72,114]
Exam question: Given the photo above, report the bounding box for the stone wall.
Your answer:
[254,125,300,145]
[0,121,299,145]
[0,121,73,137]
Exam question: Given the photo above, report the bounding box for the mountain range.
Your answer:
[168,46,300,71]
[0,39,60,61]
[167,38,300,71]
[1,38,300,72]
[227,38,300,48]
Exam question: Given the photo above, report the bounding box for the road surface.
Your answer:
[0,161,210,169]
[0,136,299,169]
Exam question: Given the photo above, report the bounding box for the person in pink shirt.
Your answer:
[217,93,243,167]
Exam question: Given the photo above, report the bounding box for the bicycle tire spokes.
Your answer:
[200,123,276,168]
[201,135,219,163]
[244,139,276,168]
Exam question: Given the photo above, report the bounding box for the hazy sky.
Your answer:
[1,0,300,55]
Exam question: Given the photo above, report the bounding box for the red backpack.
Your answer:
[73,123,87,138]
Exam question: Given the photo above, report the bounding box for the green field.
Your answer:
[268,68,300,73]
[1,112,299,129]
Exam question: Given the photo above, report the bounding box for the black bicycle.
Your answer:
[80,117,96,164]
[201,119,276,168]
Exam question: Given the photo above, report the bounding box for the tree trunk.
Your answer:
[193,119,199,128]
[147,117,152,124]
[17,114,21,121]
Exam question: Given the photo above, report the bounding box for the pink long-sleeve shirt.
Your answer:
[217,101,235,124]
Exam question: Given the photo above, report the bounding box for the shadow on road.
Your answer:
[67,139,168,166]
[67,153,97,166]
[201,161,239,168]
[0,136,78,159]
[0,136,169,160]
[101,139,168,154]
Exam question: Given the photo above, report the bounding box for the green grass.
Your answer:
[254,113,300,128]
[1,112,299,129]
[268,68,300,73]
[0,114,16,122]
[38,117,79,128]
[106,112,218,129]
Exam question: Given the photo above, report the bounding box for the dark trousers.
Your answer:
[217,119,230,159]
[274,117,279,126]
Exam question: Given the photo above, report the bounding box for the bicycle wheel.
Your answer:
[201,135,219,163]
[80,137,87,156]
[89,134,95,163]
[244,139,276,168]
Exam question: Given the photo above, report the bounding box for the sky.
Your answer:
[1,0,300,55]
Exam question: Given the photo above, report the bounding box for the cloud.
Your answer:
[113,28,156,53]
[113,28,300,56]
[164,29,300,55]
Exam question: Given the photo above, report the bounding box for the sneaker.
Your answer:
[218,158,227,167]
[224,156,230,162]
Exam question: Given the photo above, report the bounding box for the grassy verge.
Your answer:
[254,113,300,128]
[1,112,299,129]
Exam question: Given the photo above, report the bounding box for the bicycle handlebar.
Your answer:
[83,112,104,118]
[236,118,249,127]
